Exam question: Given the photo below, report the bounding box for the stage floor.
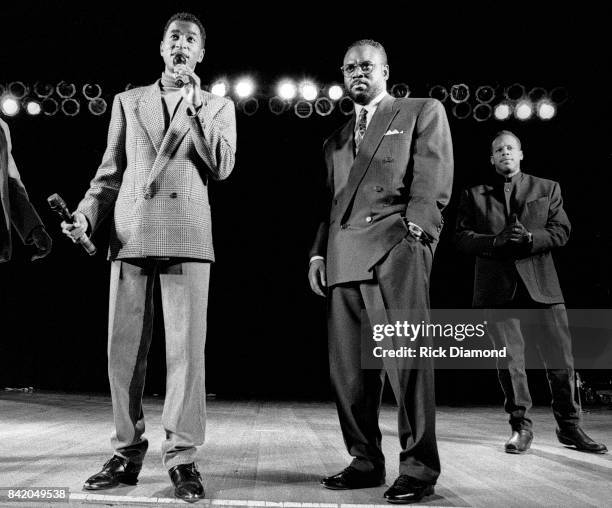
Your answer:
[0,391,610,507]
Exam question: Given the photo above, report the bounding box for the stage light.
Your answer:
[294,100,313,119]
[42,98,59,116]
[450,84,470,103]
[239,97,259,116]
[475,85,496,104]
[235,78,255,99]
[61,98,80,116]
[82,83,102,100]
[56,81,76,99]
[300,81,318,101]
[391,83,410,98]
[33,82,53,99]
[268,96,288,115]
[550,86,569,104]
[25,99,42,116]
[504,83,525,101]
[314,97,334,116]
[493,102,512,121]
[514,100,533,121]
[210,81,228,97]
[473,103,492,122]
[277,80,297,101]
[537,100,556,120]
[8,81,28,99]
[88,98,107,116]
[452,102,472,120]
[528,87,547,103]
[338,96,354,116]
[1,96,20,116]
[328,85,344,101]
[428,85,448,102]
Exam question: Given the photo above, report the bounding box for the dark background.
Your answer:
[1,1,610,403]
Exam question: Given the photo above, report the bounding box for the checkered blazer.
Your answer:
[77,81,236,261]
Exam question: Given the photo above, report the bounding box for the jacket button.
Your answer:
[374,186,383,192]
[169,192,178,198]
[340,223,349,230]
[365,216,372,223]
[143,192,152,200]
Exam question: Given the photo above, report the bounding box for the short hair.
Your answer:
[163,12,206,47]
[345,39,388,64]
[491,130,522,152]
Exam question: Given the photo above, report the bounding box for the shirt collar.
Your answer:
[354,90,388,118]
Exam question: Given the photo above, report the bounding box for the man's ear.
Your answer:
[490,155,495,166]
[197,48,205,64]
[383,64,389,81]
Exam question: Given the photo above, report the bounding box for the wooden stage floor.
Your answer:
[0,391,610,507]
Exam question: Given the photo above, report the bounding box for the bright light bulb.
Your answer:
[300,82,318,101]
[515,101,533,120]
[211,82,227,97]
[328,85,344,101]
[277,80,297,101]
[494,103,511,121]
[537,101,556,120]
[1,97,20,116]
[235,78,255,99]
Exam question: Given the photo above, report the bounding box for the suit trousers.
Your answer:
[485,280,580,431]
[107,258,210,469]
[328,235,439,484]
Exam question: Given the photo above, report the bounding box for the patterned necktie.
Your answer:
[354,108,368,154]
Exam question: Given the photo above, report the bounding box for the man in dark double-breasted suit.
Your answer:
[455,130,606,455]
[0,118,51,263]
[308,39,453,503]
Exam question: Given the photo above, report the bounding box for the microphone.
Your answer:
[173,54,187,87]
[47,193,97,256]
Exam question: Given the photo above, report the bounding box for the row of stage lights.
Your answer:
[1,79,568,121]
[429,83,568,122]
[0,81,107,117]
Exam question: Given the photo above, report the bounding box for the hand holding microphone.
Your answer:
[172,54,202,109]
[48,193,97,256]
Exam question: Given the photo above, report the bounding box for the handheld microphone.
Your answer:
[47,193,97,256]
[173,54,187,87]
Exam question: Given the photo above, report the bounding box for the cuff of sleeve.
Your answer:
[309,255,324,264]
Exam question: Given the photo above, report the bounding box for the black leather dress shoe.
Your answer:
[504,429,533,454]
[557,426,608,453]
[321,466,385,490]
[383,475,434,504]
[83,456,142,490]
[169,463,205,502]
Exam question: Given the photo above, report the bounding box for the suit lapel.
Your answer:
[331,117,356,197]
[339,94,398,221]
[135,82,165,155]
[144,85,194,189]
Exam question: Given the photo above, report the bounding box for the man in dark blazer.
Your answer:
[1,118,52,263]
[308,40,453,503]
[61,12,236,501]
[455,130,606,454]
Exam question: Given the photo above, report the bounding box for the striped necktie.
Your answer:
[354,108,368,154]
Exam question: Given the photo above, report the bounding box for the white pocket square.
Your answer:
[384,129,404,136]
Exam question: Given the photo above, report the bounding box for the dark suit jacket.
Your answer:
[0,119,44,263]
[455,172,570,306]
[309,94,453,286]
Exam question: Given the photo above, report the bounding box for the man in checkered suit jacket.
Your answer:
[62,12,236,501]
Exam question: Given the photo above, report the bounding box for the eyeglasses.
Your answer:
[340,61,378,76]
